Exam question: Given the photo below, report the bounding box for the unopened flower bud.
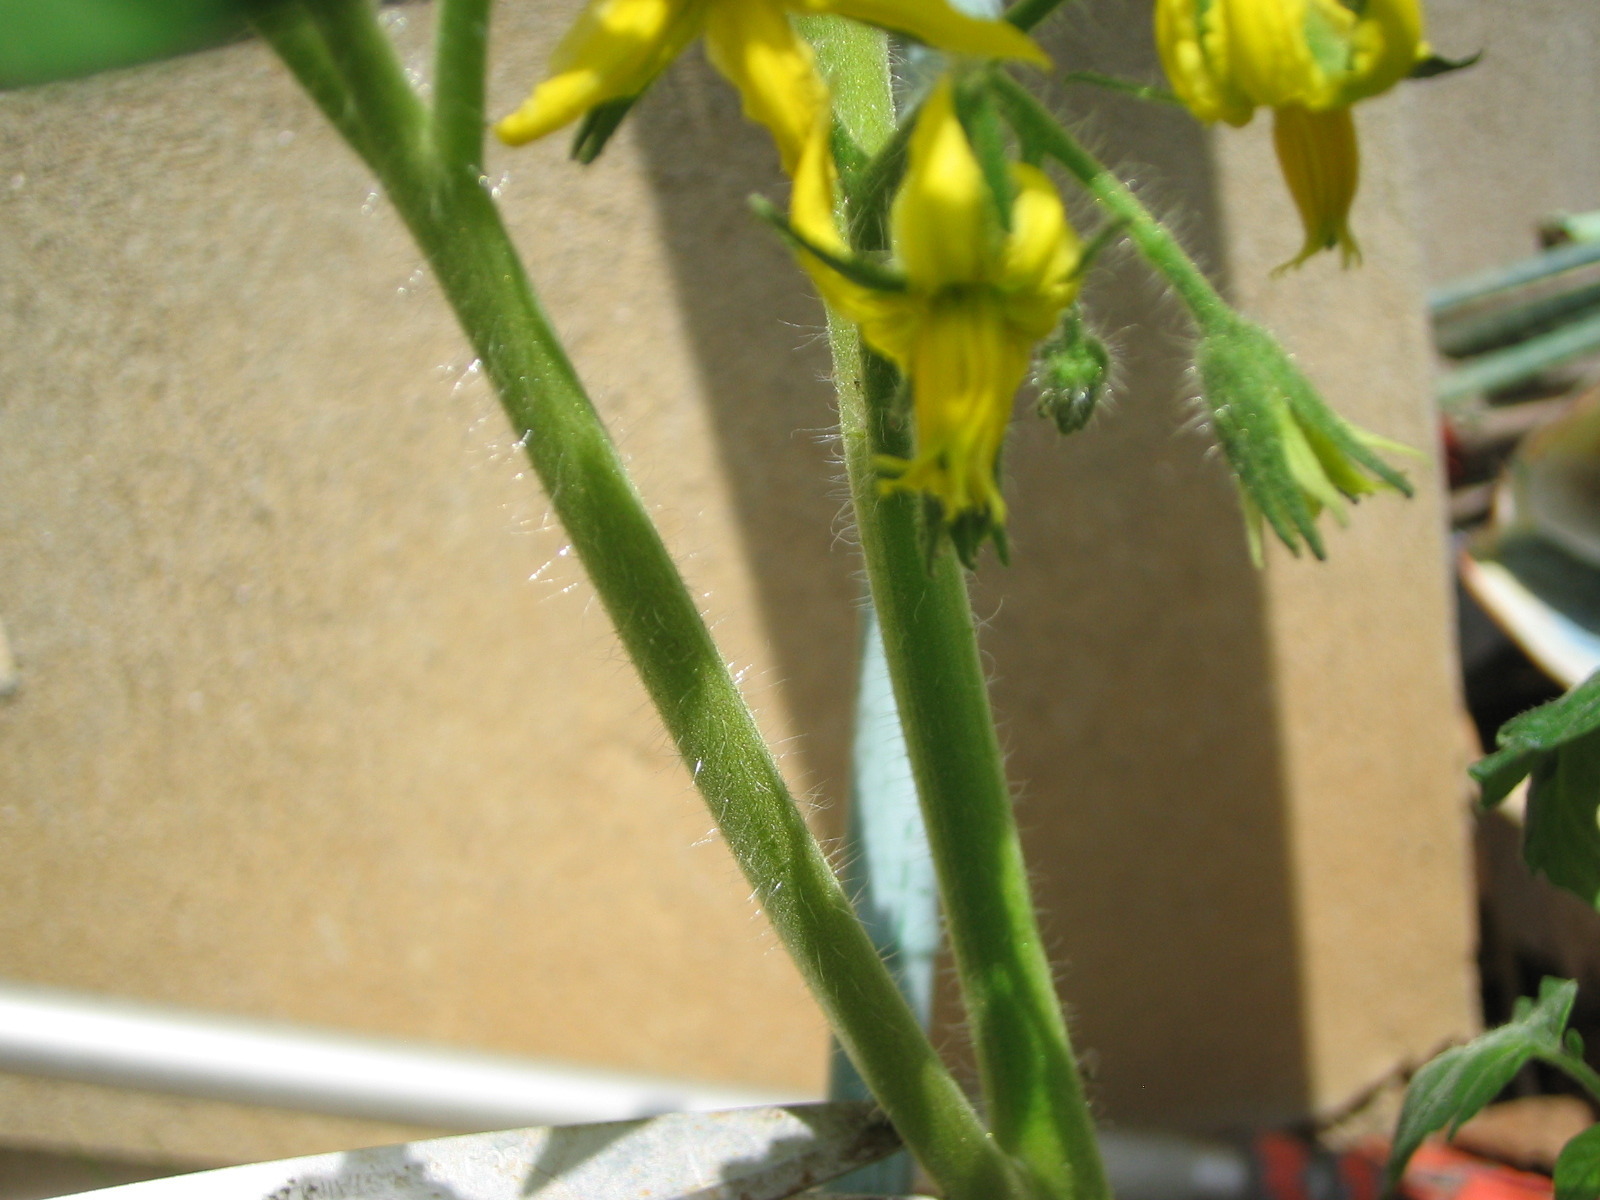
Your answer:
[1033,308,1111,436]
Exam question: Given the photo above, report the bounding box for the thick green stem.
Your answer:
[991,72,1227,328]
[254,6,1011,1197]
[811,29,1110,1200]
[432,0,492,173]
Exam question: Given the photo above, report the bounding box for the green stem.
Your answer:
[432,0,492,173]
[305,0,433,181]
[990,72,1227,328]
[254,6,1011,1197]
[811,30,1109,1200]
[1542,1054,1600,1109]
[249,1,376,164]
[1059,70,1179,106]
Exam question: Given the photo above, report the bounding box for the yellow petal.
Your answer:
[701,0,827,174]
[997,162,1080,335]
[1155,0,1252,124]
[789,120,925,364]
[494,0,701,145]
[890,78,993,290]
[800,0,1048,67]
[790,117,848,255]
[1271,104,1361,269]
[885,294,1032,521]
[1340,0,1426,102]
[1216,0,1327,109]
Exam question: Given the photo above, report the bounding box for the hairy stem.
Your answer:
[991,72,1227,327]
[432,0,492,173]
[254,5,1009,1197]
[810,26,1110,1200]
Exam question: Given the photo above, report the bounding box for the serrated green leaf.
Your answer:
[1556,1125,1600,1200]
[1388,979,1578,1188]
[1525,734,1600,907]
[1497,671,1600,753]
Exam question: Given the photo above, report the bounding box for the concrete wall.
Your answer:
[0,0,1483,1169]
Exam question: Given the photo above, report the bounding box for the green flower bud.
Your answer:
[1196,312,1414,562]
[1034,307,1111,436]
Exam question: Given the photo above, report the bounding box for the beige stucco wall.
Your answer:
[0,0,1486,1169]
[1405,0,1600,283]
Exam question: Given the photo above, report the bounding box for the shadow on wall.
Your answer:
[632,0,1317,1132]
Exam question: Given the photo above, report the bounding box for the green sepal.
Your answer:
[1195,316,1327,559]
[1196,311,1412,561]
[1411,50,1482,79]
[1471,671,1600,908]
[953,76,1015,233]
[749,195,909,292]
[831,116,871,198]
[1387,979,1579,1191]
[1556,1125,1600,1200]
[572,95,639,164]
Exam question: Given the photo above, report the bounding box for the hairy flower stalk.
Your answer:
[494,0,1043,171]
[1154,0,1426,267]
[789,77,1081,557]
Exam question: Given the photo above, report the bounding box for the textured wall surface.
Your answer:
[0,0,1483,1167]
[1405,0,1600,283]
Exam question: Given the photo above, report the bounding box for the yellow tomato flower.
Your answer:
[495,0,1046,174]
[1154,0,1426,267]
[791,79,1081,529]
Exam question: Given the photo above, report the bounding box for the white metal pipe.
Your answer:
[0,982,803,1129]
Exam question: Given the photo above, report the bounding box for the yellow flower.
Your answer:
[1154,0,1426,267]
[494,0,1046,174]
[792,79,1081,531]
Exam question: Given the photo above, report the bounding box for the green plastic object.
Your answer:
[0,0,259,90]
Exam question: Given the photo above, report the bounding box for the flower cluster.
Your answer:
[492,0,1421,558]
[790,79,1081,539]
[1155,0,1426,267]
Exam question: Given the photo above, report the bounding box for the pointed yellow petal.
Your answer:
[1216,0,1326,109]
[886,295,1031,520]
[790,117,848,255]
[997,162,1080,333]
[701,0,827,174]
[800,0,1048,67]
[494,0,700,145]
[890,78,993,290]
[1271,104,1361,269]
[789,119,925,363]
[1340,0,1426,102]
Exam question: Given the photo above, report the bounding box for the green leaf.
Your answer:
[1525,734,1600,907]
[1388,979,1578,1189]
[1556,1125,1600,1200]
[0,0,257,89]
[1471,671,1600,908]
